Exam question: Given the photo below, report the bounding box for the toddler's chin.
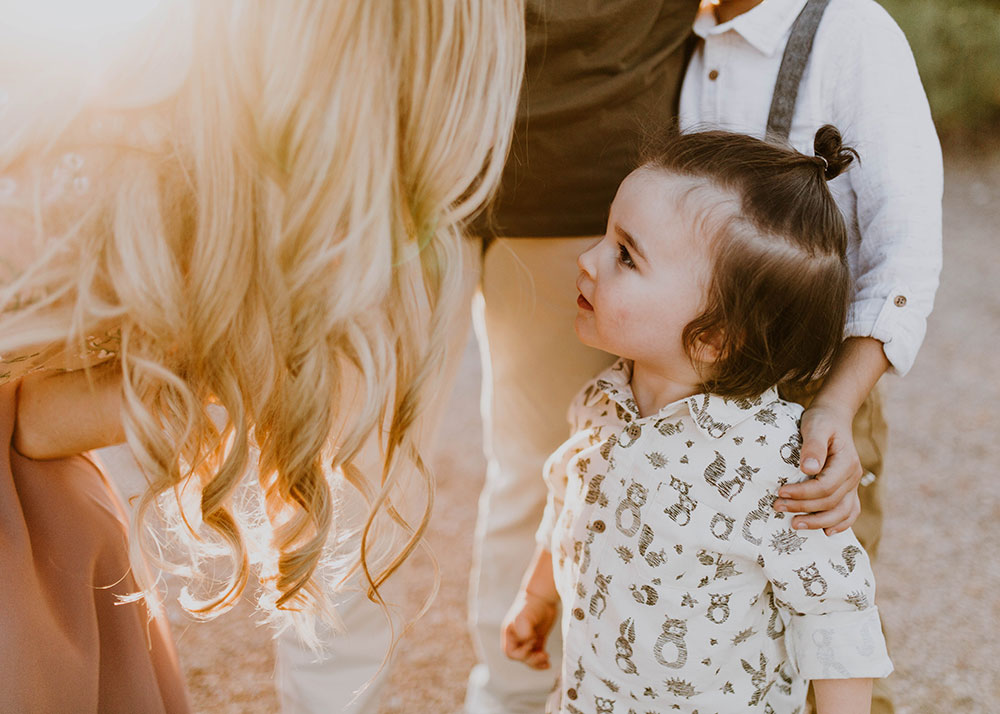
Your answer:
[573,318,598,350]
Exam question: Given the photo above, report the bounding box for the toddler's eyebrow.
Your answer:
[615,224,646,262]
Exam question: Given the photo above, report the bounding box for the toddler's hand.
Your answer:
[774,402,862,535]
[502,591,558,670]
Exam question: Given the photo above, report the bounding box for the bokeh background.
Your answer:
[101,2,1000,712]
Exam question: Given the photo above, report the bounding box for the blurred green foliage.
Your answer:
[879,0,1000,142]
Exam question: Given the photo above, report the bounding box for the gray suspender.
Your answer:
[765,0,832,142]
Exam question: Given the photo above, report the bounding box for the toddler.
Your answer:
[503,127,892,713]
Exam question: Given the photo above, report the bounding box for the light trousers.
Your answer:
[464,237,615,713]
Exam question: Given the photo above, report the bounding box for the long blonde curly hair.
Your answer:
[0,0,523,635]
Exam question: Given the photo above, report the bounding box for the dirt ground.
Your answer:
[105,148,1000,713]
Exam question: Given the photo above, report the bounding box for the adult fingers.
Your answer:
[775,475,856,515]
[779,445,862,504]
[798,418,831,477]
[789,491,861,533]
[822,492,862,535]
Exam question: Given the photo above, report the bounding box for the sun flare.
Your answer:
[3,0,164,41]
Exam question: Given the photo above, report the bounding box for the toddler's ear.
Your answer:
[691,330,724,366]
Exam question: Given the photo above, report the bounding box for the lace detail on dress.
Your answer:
[0,93,119,384]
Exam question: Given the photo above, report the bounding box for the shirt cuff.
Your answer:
[785,606,893,680]
[845,285,927,376]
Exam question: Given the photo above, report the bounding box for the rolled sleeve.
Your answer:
[834,10,943,376]
[760,509,892,680]
[846,283,927,376]
[784,606,892,680]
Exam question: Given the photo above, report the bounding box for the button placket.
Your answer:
[702,37,717,122]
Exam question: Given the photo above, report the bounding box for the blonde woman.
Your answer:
[0,1,523,711]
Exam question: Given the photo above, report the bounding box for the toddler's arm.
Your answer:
[502,546,559,670]
[813,677,873,714]
[759,492,892,686]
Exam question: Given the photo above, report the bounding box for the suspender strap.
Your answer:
[765,0,832,142]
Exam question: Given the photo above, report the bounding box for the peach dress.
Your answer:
[0,381,190,713]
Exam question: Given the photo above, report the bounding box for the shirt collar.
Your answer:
[595,359,781,440]
[692,0,809,57]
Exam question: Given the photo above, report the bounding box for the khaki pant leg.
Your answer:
[852,382,888,560]
[275,239,482,714]
[464,237,616,714]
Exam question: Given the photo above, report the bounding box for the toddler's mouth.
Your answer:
[577,294,593,311]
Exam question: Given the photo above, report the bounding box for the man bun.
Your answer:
[813,124,859,180]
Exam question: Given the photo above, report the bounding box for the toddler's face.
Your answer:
[575,168,714,380]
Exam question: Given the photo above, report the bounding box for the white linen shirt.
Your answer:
[537,360,892,713]
[679,0,943,376]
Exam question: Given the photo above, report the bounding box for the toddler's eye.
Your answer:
[617,243,636,269]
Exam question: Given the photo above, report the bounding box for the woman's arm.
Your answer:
[813,677,873,714]
[774,337,889,533]
[14,362,125,459]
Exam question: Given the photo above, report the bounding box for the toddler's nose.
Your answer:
[577,240,599,278]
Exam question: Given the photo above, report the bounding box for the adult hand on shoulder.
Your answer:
[773,401,862,535]
[774,337,889,535]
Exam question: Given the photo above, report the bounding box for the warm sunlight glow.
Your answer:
[3,0,164,41]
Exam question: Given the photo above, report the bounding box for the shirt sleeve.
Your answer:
[534,384,591,548]
[831,7,943,376]
[757,509,893,680]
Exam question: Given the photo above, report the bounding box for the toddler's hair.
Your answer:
[645,126,856,399]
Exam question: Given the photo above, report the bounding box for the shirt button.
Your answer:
[708,69,720,81]
[894,295,907,307]
[593,520,605,532]
[567,688,578,700]
[573,607,585,620]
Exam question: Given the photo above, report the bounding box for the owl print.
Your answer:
[709,512,735,541]
[706,593,732,624]
[615,481,647,536]
[794,563,829,597]
[594,696,615,714]
[654,617,688,669]
[618,419,642,448]
[779,430,802,467]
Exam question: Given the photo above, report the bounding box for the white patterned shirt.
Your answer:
[537,360,892,713]
[679,0,943,377]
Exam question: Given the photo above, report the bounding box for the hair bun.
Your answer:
[813,124,859,180]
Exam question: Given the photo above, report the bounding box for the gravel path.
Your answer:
[105,148,1000,713]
